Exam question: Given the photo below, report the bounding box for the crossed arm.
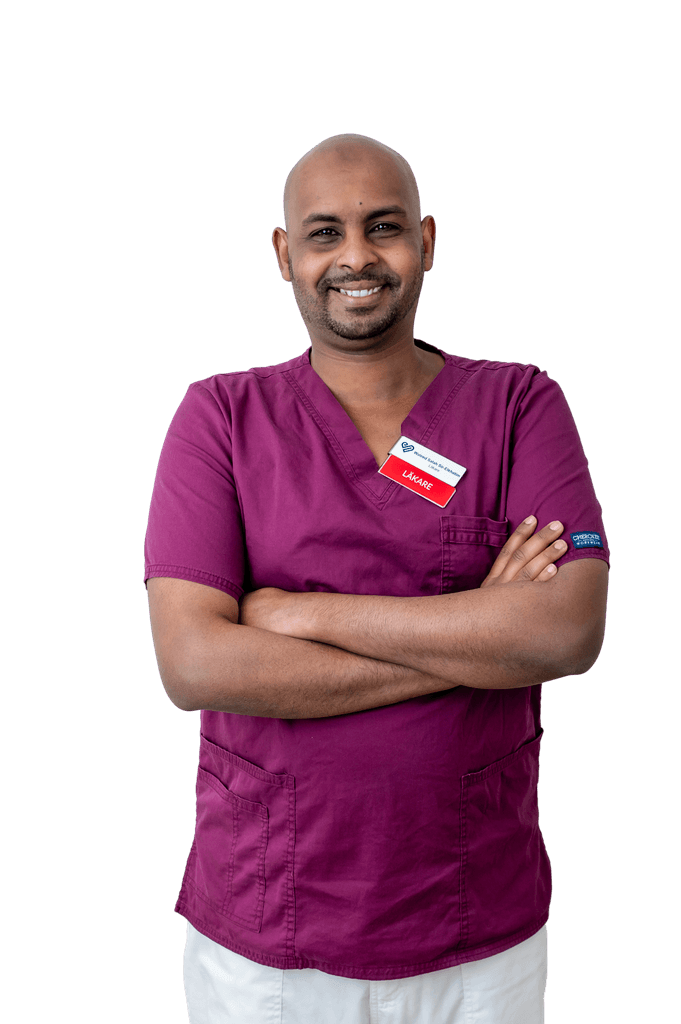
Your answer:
[147,517,608,719]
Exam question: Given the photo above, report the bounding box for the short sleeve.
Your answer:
[506,370,610,568]
[144,382,246,600]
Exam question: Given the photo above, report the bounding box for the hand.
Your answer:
[480,516,567,589]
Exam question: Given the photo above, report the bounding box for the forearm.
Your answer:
[261,565,606,689]
[160,613,456,718]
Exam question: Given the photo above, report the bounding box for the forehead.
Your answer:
[287,146,417,224]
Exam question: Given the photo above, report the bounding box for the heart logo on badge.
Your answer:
[401,442,415,452]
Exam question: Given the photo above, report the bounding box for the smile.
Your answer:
[338,286,383,298]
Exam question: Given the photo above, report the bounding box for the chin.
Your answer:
[326,320,397,341]
[322,305,405,341]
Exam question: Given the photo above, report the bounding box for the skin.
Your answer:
[147,134,608,718]
[278,135,428,349]
[272,135,442,466]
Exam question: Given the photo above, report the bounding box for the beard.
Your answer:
[289,255,425,341]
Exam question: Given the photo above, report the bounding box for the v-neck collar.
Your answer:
[283,342,472,508]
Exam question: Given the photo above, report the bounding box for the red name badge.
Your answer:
[378,436,466,508]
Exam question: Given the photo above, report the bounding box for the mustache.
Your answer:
[319,271,400,292]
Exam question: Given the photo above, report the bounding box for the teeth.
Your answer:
[339,286,382,297]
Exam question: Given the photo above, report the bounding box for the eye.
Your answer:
[370,222,399,233]
[312,227,339,237]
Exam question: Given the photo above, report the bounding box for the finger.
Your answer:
[498,520,564,582]
[512,538,568,582]
[485,515,538,582]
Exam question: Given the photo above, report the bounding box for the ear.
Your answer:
[421,216,436,271]
[272,227,292,282]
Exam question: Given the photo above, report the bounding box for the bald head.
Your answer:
[273,133,434,347]
[283,134,420,227]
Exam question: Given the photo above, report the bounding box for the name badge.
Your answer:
[378,436,466,508]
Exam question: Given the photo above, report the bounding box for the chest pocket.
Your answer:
[440,515,509,593]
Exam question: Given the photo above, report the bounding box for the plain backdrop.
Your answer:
[2,2,679,1021]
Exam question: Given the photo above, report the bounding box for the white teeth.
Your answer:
[339,286,382,297]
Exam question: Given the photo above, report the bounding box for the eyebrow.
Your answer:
[301,205,408,227]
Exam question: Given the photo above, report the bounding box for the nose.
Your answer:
[335,227,380,274]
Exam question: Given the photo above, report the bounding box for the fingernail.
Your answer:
[524,516,536,524]
[547,564,557,574]
[549,521,562,530]
[554,540,566,549]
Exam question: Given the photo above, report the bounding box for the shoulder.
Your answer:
[173,348,307,419]
[443,349,543,381]
[440,349,560,404]
[191,354,307,397]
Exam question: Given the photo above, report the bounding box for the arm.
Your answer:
[240,518,609,690]
[147,576,456,719]
[148,520,574,717]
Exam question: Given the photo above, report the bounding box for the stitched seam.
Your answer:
[461,959,474,1024]
[459,776,470,951]
[369,979,379,1024]
[420,370,475,446]
[464,729,543,784]
[283,371,393,507]
[176,908,302,969]
[200,733,292,788]
[176,900,548,976]
[222,801,237,916]
[285,782,297,958]
[144,565,243,599]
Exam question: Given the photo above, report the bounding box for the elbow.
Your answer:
[169,686,201,713]
[573,605,607,675]
[158,650,245,714]
[570,632,605,676]
[159,666,203,712]
[549,616,606,679]
[156,644,217,712]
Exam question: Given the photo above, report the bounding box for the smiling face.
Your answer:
[273,138,435,351]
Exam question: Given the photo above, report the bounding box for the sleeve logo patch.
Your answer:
[570,531,604,549]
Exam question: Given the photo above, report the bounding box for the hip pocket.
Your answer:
[459,731,551,949]
[440,515,509,593]
[185,734,294,934]
[189,767,268,931]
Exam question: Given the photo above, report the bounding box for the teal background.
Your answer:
[2,3,677,1022]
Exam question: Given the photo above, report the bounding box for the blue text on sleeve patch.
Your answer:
[570,531,604,549]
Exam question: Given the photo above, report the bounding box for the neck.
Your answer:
[309,333,444,405]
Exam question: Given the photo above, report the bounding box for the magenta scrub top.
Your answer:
[144,341,609,980]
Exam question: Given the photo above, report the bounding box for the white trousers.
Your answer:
[183,922,547,1024]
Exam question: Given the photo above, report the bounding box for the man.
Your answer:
[145,134,609,1023]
